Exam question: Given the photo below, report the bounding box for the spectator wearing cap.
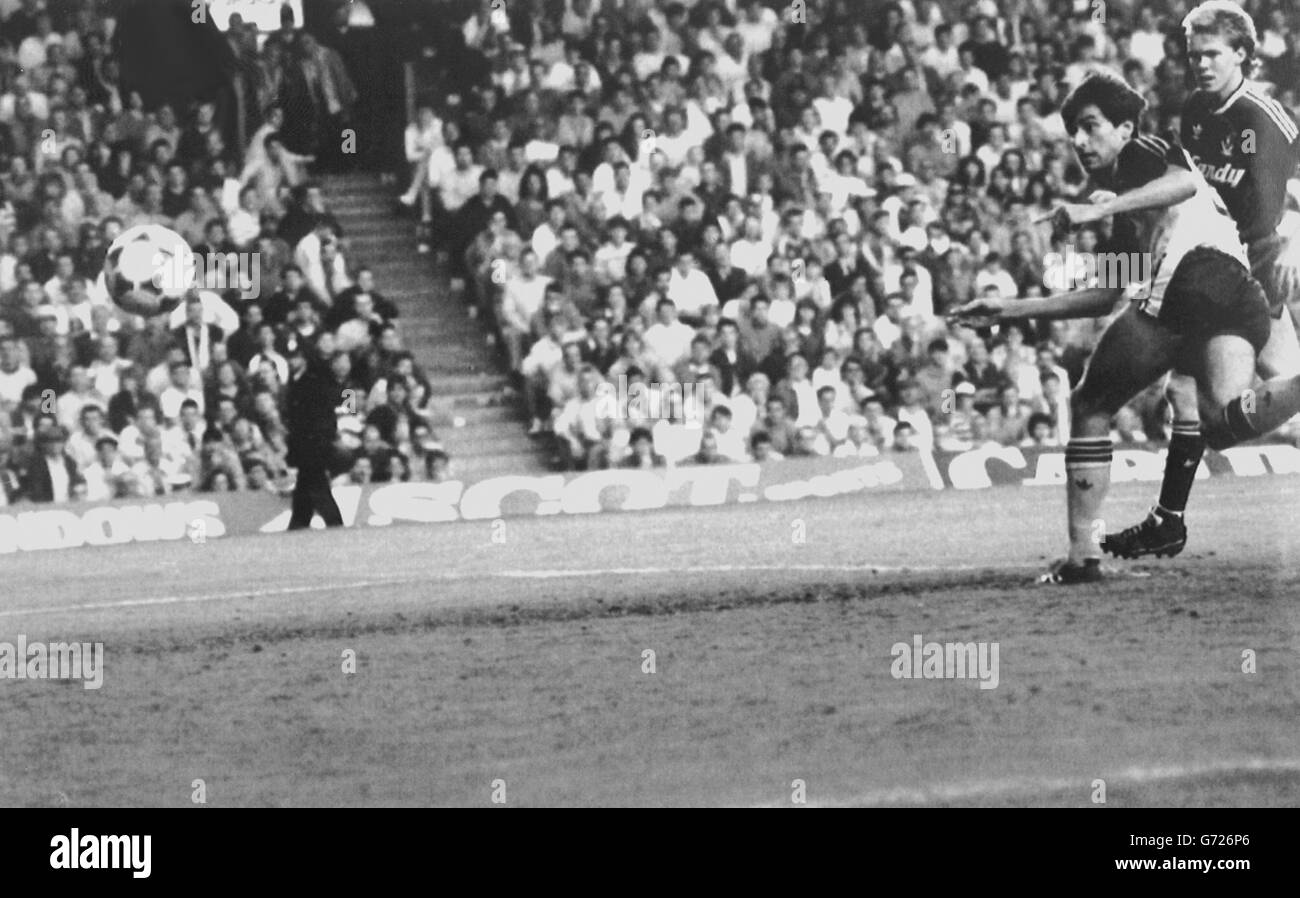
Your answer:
[21,424,84,503]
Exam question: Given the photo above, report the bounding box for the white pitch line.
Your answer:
[0,578,420,619]
[754,757,1300,808]
[0,561,1048,619]
[493,561,1044,579]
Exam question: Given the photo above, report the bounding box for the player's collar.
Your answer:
[1212,77,1249,115]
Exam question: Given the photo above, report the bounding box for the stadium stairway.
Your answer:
[324,172,550,478]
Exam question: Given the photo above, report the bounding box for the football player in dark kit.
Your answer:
[1053,2,1300,559]
[285,341,344,530]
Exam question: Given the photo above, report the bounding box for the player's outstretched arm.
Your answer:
[1038,169,1198,229]
[1088,168,1197,217]
[951,286,1124,325]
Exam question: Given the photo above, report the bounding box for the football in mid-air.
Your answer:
[103,224,197,316]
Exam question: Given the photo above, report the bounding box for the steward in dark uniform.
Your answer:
[285,342,344,529]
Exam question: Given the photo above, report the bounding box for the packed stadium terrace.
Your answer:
[1,0,1298,506]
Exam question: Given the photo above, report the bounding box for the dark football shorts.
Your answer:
[1151,246,1271,353]
[1248,231,1290,319]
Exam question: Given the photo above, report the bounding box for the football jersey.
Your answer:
[1181,80,1300,243]
[1111,131,1248,314]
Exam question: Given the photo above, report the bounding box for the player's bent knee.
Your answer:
[1203,398,1258,451]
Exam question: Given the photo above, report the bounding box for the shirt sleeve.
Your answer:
[1116,130,1189,190]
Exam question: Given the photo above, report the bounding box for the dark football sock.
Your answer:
[1157,421,1204,516]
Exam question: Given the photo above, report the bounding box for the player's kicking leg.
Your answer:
[1104,278,1300,559]
[1044,304,1183,584]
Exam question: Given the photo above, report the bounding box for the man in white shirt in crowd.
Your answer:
[553,364,614,468]
[666,249,718,319]
[531,200,568,260]
[66,403,115,471]
[0,335,37,409]
[598,161,647,222]
[500,249,552,372]
[974,252,1019,298]
[158,361,205,423]
[707,405,750,462]
[55,365,107,432]
[873,294,908,350]
[894,381,935,450]
[436,142,484,219]
[642,297,697,375]
[82,434,134,501]
[593,216,634,285]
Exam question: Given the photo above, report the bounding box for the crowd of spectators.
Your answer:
[0,0,449,506]
[3,0,1299,505]
[405,0,1300,470]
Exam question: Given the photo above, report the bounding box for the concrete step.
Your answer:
[425,403,523,428]
[445,448,552,478]
[437,417,532,443]
[331,193,397,206]
[424,372,508,395]
[322,172,537,475]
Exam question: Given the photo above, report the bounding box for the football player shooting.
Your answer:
[1044,2,1300,560]
[953,72,1300,585]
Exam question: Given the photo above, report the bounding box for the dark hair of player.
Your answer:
[1061,72,1147,135]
